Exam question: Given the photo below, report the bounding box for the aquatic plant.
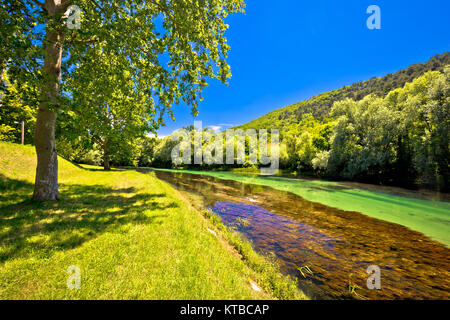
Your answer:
[347,275,367,300]
[297,265,314,278]
[235,217,250,227]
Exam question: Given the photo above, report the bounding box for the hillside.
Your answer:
[238,52,450,130]
[0,142,304,299]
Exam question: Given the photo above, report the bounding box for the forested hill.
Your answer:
[238,52,450,130]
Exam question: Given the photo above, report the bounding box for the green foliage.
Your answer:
[56,134,93,162]
[1,0,246,175]
[0,71,37,143]
[389,67,450,190]
[149,62,449,191]
[347,275,367,300]
[0,123,14,141]
[326,95,399,180]
[0,0,41,78]
[137,137,159,167]
[281,114,333,171]
[60,0,245,130]
[152,135,179,168]
[323,68,449,190]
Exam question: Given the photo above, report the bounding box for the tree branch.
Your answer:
[89,0,104,12]
[60,0,73,13]
[30,0,45,10]
[148,0,182,38]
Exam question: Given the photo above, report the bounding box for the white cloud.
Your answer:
[217,123,235,127]
[208,125,222,132]
[208,123,235,132]
[146,132,167,139]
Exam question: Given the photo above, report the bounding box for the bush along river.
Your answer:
[152,169,450,300]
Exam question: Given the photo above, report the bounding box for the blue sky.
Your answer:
[156,0,450,136]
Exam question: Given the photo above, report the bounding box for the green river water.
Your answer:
[152,168,450,247]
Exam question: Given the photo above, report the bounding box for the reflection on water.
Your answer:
[154,170,450,300]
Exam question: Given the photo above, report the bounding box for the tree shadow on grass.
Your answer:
[0,176,178,263]
[57,154,124,172]
[0,174,35,205]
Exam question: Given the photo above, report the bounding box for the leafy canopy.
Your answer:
[62,0,245,129]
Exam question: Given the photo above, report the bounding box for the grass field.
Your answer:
[0,142,304,299]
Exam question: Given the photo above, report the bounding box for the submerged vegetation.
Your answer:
[347,276,367,300]
[297,266,313,279]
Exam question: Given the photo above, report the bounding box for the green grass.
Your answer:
[0,142,305,300]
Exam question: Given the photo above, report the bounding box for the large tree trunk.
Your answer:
[32,2,67,201]
[103,137,111,170]
[33,108,59,200]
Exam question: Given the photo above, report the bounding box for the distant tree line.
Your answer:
[145,66,450,192]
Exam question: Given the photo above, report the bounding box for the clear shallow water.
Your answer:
[153,170,450,300]
[152,168,450,247]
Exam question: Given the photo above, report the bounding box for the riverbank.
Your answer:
[0,142,305,299]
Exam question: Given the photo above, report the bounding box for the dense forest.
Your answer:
[1,53,449,191]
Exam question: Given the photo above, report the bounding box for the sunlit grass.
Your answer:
[0,142,305,299]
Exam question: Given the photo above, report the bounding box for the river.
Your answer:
[152,169,450,300]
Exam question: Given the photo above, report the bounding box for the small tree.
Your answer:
[0,71,37,143]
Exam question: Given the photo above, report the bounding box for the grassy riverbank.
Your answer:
[0,142,305,299]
